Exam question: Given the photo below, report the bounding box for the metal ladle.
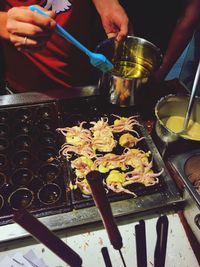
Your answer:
[178,58,200,135]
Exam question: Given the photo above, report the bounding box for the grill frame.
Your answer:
[0,90,182,243]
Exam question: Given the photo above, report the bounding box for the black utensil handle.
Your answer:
[13,209,83,267]
[86,171,123,250]
[101,247,113,267]
[135,220,147,267]
[119,249,127,267]
[154,215,169,267]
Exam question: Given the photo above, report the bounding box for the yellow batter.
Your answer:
[162,116,200,141]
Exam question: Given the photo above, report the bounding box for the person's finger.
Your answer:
[7,6,56,29]
[45,10,56,20]
[9,34,38,47]
[116,19,128,41]
[107,32,117,39]
[7,20,48,37]
[20,5,56,20]
[30,5,56,19]
[10,33,49,50]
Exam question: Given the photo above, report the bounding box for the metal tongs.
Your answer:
[135,215,169,267]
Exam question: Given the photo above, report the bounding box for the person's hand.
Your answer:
[92,0,128,41]
[6,5,56,52]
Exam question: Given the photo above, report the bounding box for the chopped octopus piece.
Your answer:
[92,134,117,152]
[94,153,128,172]
[111,115,140,135]
[119,133,144,148]
[76,178,92,196]
[90,117,111,135]
[124,148,151,168]
[57,121,92,146]
[90,117,117,152]
[106,170,137,197]
[59,142,96,160]
[125,168,164,186]
[71,156,94,178]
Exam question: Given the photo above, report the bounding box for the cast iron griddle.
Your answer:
[0,101,72,225]
[58,103,166,209]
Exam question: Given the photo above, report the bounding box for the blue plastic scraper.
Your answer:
[29,5,114,73]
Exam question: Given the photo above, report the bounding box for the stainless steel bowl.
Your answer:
[155,94,200,143]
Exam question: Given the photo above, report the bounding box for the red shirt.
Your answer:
[3,0,95,92]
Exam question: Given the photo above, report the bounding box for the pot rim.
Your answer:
[96,35,163,55]
[95,35,163,72]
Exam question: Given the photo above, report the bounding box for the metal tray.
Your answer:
[168,149,200,208]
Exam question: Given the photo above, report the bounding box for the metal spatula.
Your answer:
[29,5,114,73]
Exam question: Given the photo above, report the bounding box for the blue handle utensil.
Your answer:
[29,5,114,73]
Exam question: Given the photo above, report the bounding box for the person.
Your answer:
[0,0,129,93]
[119,0,200,81]
[1,1,200,95]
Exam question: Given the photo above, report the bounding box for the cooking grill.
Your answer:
[0,100,72,226]
[64,113,166,210]
[0,91,182,242]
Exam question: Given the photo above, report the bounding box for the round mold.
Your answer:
[8,187,34,210]
[38,163,60,182]
[37,183,61,205]
[11,168,34,186]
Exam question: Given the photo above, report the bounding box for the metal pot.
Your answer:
[154,94,200,157]
[96,36,163,107]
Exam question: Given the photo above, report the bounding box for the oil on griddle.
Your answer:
[57,113,165,209]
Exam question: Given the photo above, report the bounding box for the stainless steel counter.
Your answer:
[0,214,199,267]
